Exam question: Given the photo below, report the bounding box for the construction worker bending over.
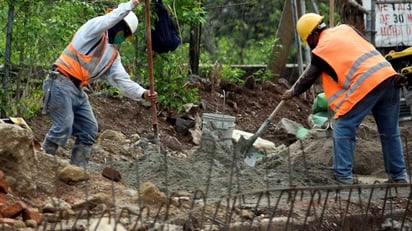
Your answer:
[281,13,408,184]
[42,0,157,168]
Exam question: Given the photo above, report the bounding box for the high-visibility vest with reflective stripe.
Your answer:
[54,33,118,87]
[313,25,396,119]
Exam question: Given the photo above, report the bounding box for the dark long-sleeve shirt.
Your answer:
[292,25,369,97]
[291,55,337,97]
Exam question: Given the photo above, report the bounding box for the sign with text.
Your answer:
[364,0,412,47]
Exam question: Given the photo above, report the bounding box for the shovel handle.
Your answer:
[252,100,286,139]
[244,68,308,153]
[242,99,286,160]
[253,66,309,137]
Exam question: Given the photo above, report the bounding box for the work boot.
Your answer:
[334,176,353,185]
[70,143,92,168]
[42,139,58,155]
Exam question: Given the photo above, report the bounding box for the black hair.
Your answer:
[108,20,129,44]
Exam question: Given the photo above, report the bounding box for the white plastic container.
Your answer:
[202,113,236,146]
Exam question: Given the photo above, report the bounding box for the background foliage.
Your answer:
[0,0,331,117]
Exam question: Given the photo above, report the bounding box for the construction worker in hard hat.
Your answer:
[281,13,408,184]
[42,0,157,168]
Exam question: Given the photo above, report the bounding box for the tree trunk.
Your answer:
[2,3,14,118]
[337,0,365,34]
[189,0,202,75]
[189,23,201,75]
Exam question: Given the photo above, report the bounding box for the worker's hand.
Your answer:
[394,73,408,88]
[143,90,158,102]
[281,89,294,100]
[131,0,141,8]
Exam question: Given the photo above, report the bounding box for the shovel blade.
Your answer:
[235,135,258,167]
[244,153,257,167]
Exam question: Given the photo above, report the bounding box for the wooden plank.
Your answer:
[267,0,299,81]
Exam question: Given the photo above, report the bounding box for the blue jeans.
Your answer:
[333,77,407,181]
[42,73,98,146]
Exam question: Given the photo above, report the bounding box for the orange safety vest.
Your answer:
[54,33,118,87]
[313,25,396,119]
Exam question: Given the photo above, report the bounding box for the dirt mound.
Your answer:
[7,78,406,230]
[28,78,313,149]
[25,79,395,193]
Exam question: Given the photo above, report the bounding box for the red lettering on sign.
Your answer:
[407,26,412,35]
[377,4,388,12]
[380,14,390,24]
[380,26,402,35]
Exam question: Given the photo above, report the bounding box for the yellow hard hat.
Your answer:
[296,13,324,45]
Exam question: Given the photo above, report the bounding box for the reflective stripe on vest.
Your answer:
[54,34,118,86]
[313,25,396,119]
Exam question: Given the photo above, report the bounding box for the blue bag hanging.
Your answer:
[151,0,181,53]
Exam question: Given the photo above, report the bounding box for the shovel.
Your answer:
[236,67,308,166]
[236,100,286,166]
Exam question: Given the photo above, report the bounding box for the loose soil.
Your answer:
[27,78,318,195]
[22,78,412,229]
[29,78,312,150]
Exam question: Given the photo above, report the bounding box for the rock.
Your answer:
[161,134,183,152]
[22,209,43,225]
[0,201,25,218]
[90,203,107,215]
[13,220,25,229]
[25,219,38,228]
[72,193,112,211]
[175,117,195,135]
[88,217,127,231]
[42,197,72,213]
[58,165,89,184]
[0,193,6,205]
[139,182,167,206]
[0,123,38,197]
[97,129,126,144]
[183,103,198,113]
[42,213,60,223]
[153,223,181,231]
[244,75,256,90]
[277,77,290,89]
[276,117,304,136]
[232,129,276,153]
[0,218,19,227]
[189,114,202,145]
[0,177,9,194]
[101,167,122,182]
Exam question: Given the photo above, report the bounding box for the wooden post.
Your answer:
[144,0,159,142]
[330,0,335,27]
[268,0,298,81]
[189,0,202,75]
